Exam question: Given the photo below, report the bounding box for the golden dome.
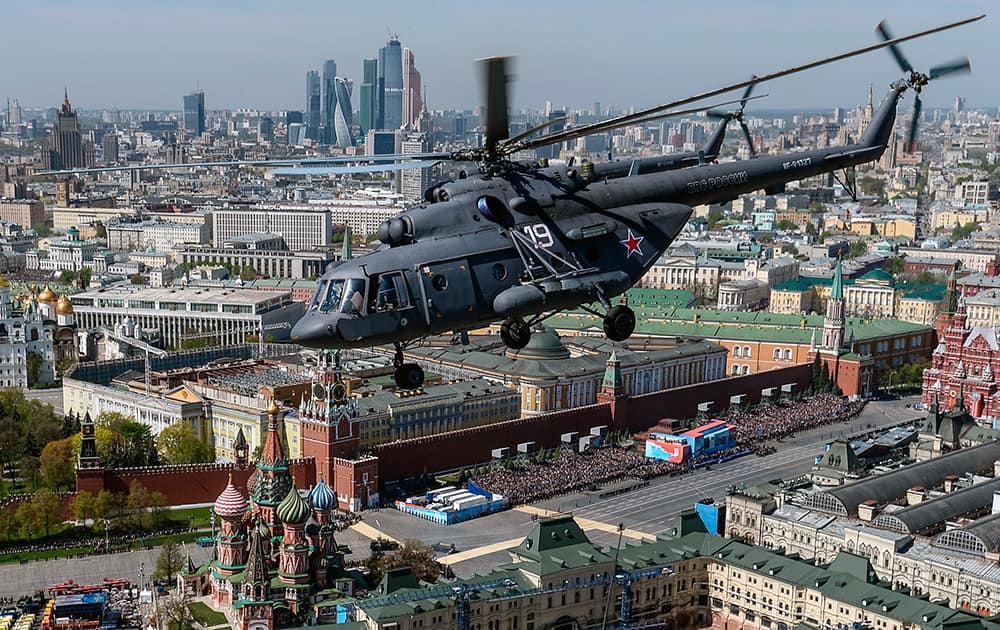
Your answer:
[37,286,58,303]
[56,294,74,315]
[0,275,9,288]
[267,399,280,416]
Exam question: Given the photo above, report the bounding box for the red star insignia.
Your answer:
[620,229,644,258]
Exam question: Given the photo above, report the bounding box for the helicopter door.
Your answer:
[420,259,476,330]
[365,271,420,339]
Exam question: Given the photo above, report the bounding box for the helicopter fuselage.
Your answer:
[291,83,904,349]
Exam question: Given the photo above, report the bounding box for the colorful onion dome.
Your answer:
[276,486,311,525]
[308,477,336,511]
[36,285,58,303]
[213,475,249,518]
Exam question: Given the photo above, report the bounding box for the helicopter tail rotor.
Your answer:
[707,77,759,157]
[876,21,972,153]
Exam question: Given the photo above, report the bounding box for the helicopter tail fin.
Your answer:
[859,84,906,151]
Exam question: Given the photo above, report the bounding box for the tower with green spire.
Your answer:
[600,350,624,397]
[822,259,845,351]
[340,226,352,261]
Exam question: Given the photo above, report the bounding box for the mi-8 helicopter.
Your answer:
[41,16,983,389]
[282,16,980,388]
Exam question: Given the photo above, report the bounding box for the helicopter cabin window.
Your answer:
[373,273,410,311]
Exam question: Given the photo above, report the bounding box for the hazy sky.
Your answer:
[3,0,996,114]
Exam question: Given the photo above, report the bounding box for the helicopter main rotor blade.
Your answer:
[480,56,512,152]
[37,152,455,176]
[269,160,443,176]
[515,94,766,151]
[506,116,569,145]
[510,14,982,158]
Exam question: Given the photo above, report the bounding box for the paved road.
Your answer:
[24,387,63,416]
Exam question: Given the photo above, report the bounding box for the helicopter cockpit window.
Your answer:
[374,273,410,311]
[310,280,328,310]
[340,278,366,314]
[319,279,345,313]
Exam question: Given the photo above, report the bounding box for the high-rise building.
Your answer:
[359,58,379,134]
[321,60,337,144]
[258,117,274,143]
[400,133,432,200]
[287,123,307,146]
[402,48,422,129]
[183,89,205,136]
[285,111,303,126]
[46,90,84,170]
[331,77,354,149]
[101,132,119,163]
[305,70,321,141]
[378,37,403,131]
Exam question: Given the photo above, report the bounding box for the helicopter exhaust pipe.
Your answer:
[494,271,631,317]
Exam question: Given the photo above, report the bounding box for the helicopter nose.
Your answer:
[291,314,339,348]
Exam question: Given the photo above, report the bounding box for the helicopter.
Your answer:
[282,16,981,388]
[40,16,983,390]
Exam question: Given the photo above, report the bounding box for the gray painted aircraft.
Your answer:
[39,16,984,389]
[287,16,981,389]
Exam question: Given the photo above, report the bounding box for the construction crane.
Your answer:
[453,579,518,630]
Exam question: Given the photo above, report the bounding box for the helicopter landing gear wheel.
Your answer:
[603,305,636,342]
[394,363,424,389]
[500,317,532,350]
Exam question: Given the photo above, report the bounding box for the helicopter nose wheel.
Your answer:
[603,305,636,342]
[500,317,532,350]
[394,363,425,389]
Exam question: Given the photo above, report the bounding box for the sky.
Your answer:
[3,0,997,115]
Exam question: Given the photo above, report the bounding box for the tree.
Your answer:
[74,490,96,524]
[30,488,64,537]
[379,539,442,583]
[156,422,214,465]
[93,222,107,239]
[158,591,194,629]
[126,481,153,528]
[952,222,979,241]
[25,351,42,386]
[79,267,92,287]
[20,455,40,490]
[846,241,868,259]
[885,257,905,276]
[97,411,133,431]
[150,491,167,527]
[39,437,76,490]
[707,209,725,229]
[776,219,799,231]
[0,509,14,542]
[94,489,124,523]
[154,538,184,580]
[58,270,75,284]
[858,176,885,197]
[15,502,34,539]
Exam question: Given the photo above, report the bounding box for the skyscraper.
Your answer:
[402,48,422,130]
[46,90,84,170]
[321,60,337,144]
[101,132,119,163]
[258,117,274,143]
[360,58,379,135]
[332,77,355,149]
[400,132,432,200]
[305,70,321,141]
[379,37,404,131]
[183,89,205,136]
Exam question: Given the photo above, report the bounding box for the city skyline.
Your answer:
[2,1,997,113]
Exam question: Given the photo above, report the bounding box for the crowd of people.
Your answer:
[725,394,866,444]
[474,394,866,506]
[474,447,684,505]
[0,526,191,560]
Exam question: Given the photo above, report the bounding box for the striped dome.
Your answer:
[308,478,336,511]
[276,486,312,525]
[213,476,248,518]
